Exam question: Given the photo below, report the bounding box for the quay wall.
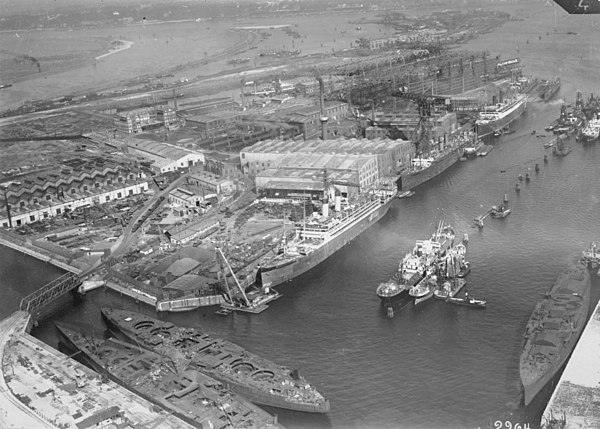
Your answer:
[0,235,81,274]
[541,296,600,428]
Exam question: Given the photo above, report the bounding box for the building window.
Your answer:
[30,215,35,221]
[95,183,100,188]
[129,189,133,196]
[118,177,124,183]
[43,212,48,218]
[46,195,51,200]
[16,219,21,226]
[106,196,110,202]
[33,198,38,204]
[107,179,112,185]
[2,222,7,228]
[117,192,122,198]
[20,201,25,208]
[71,188,76,194]
[83,186,88,191]
[56,208,61,215]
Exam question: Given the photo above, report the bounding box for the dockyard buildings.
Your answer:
[184,112,242,137]
[125,140,205,173]
[168,188,204,214]
[114,105,177,133]
[187,172,235,195]
[0,158,148,228]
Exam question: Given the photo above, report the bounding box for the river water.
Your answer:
[1,7,599,429]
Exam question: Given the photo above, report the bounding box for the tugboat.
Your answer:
[101,308,331,413]
[446,293,487,309]
[55,322,282,429]
[377,221,455,302]
[490,204,511,218]
[520,264,591,405]
[553,133,572,156]
[409,274,437,305]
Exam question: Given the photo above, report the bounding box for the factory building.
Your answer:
[184,111,242,137]
[285,101,349,140]
[0,158,148,228]
[125,140,205,174]
[240,137,414,180]
[186,172,235,196]
[168,188,204,214]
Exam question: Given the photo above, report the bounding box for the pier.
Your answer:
[541,296,600,429]
[0,311,193,429]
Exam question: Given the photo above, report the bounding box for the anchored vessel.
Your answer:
[55,322,281,429]
[399,136,468,191]
[377,221,455,302]
[476,95,527,138]
[101,308,330,413]
[581,114,600,142]
[260,191,396,289]
[520,264,591,405]
[539,77,561,102]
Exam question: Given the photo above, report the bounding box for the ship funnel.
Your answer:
[335,193,341,212]
[322,199,329,218]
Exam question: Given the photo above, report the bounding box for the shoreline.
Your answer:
[0,236,81,274]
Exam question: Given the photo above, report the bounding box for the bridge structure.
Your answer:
[19,272,81,314]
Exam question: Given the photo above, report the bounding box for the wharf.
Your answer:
[0,236,81,274]
[541,297,600,429]
[0,311,193,429]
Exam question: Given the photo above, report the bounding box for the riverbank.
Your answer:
[541,291,600,428]
[0,310,193,428]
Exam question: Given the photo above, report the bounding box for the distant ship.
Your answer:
[520,264,591,405]
[101,307,331,413]
[260,190,396,289]
[538,77,561,102]
[55,322,281,429]
[581,114,600,142]
[476,95,527,138]
[399,134,470,191]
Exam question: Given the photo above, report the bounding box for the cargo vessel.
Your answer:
[399,139,466,191]
[55,322,281,429]
[581,114,600,142]
[260,190,396,289]
[476,95,527,138]
[101,307,330,413]
[538,77,561,102]
[519,264,591,405]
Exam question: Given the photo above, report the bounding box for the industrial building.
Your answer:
[186,172,235,196]
[240,137,414,179]
[0,158,148,228]
[184,112,242,137]
[125,140,205,174]
[168,188,204,215]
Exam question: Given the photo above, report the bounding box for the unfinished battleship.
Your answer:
[55,322,281,429]
[519,264,591,405]
[101,307,330,413]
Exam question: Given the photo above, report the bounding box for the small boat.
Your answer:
[397,190,415,199]
[434,278,467,300]
[457,261,471,278]
[409,277,436,305]
[446,295,486,309]
[490,205,511,219]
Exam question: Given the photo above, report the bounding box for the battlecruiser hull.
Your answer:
[261,193,395,289]
[55,322,281,429]
[519,264,591,405]
[101,307,330,413]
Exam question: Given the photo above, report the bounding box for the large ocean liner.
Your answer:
[519,264,591,405]
[101,307,331,413]
[259,190,396,289]
[476,95,527,138]
[55,322,281,429]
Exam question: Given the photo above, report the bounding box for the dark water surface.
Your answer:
[1,7,599,429]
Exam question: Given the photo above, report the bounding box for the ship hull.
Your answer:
[399,149,461,191]
[101,309,331,413]
[261,195,395,289]
[520,264,591,405]
[476,98,527,138]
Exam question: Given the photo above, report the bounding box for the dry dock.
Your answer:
[0,311,193,429]
[541,297,600,429]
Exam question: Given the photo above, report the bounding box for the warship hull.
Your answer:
[399,149,462,191]
[477,97,527,138]
[520,264,591,405]
[101,308,331,413]
[261,195,395,289]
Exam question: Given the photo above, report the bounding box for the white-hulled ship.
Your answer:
[260,189,396,289]
[476,95,527,138]
[581,114,600,142]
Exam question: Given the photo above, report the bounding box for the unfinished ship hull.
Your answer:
[399,148,462,191]
[519,264,591,405]
[101,307,330,413]
[261,194,395,289]
[55,322,280,429]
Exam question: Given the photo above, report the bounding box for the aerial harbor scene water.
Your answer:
[0,1,599,428]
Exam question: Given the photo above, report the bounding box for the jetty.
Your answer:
[541,297,600,429]
[0,311,193,429]
[473,209,494,228]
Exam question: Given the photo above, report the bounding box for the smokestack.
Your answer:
[335,192,341,212]
[322,197,329,218]
[316,74,328,140]
[172,89,178,111]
